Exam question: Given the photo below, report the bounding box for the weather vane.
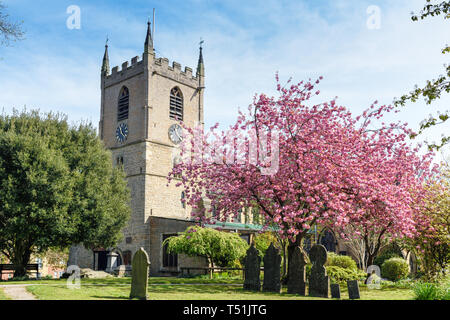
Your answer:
[199,37,204,49]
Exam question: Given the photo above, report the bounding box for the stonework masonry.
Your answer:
[69,29,206,276]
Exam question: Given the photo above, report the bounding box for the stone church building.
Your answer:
[68,22,260,276]
[68,21,416,276]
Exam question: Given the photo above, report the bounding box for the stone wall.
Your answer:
[148,216,208,276]
[67,244,94,269]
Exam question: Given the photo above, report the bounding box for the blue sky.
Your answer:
[0,0,449,160]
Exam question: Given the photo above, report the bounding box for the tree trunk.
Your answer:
[11,246,32,278]
[209,259,214,280]
[281,241,287,278]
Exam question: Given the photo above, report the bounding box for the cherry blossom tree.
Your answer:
[169,76,435,275]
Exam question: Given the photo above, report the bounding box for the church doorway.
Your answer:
[319,229,337,253]
[95,250,109,271]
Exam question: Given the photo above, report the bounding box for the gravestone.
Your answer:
[243,243,261,291]
[287,246,307,295]
[129,248,150,300]
[330,283,341,299]
[115,265,127,278]
[347,280,360,299]
[308,244,330,298]
[263,243,281,293]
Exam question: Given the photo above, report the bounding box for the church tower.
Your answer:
[96,21,206,274]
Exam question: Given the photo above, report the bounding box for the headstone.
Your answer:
[243,243,261,291]
[347,280,360,299]
[308,244,330,298]
[330,283,341,299]
[287,246,307,295]
[129,248,150,300]
[115,265,127,278]
[106,251,119,273]
[262,243,281,293]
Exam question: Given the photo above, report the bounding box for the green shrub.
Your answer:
[306,264,366,284]
[413,282,443,300]
[373,252,402,267]
[326,266,366,283]
[381,257,409,281]
[326,253,357,270]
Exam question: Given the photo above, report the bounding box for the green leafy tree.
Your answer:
[395,0,450,150]
[165,226,249,278]
[254,232,278,259]
[0,110,130,276]
[254,231,288,278]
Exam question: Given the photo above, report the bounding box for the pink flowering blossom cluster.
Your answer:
[168,76,436,246]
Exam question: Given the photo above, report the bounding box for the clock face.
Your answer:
[168,124,183,144]
[116,123,129,143]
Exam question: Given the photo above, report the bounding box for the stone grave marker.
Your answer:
[129,248,150,300]
[287,246,307,295]
[263,243,281,293]
[330,283,341,299]
[243,243,261,291]
[308,244,330,298]
[115,265,127,278]
[347,280,360,299]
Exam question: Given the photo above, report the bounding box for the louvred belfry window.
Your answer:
[169,87,183,121]
[118,87,129,121]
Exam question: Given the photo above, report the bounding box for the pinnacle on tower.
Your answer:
[196,40,204,77]
[101,38,110,76]
[144,20,153,54]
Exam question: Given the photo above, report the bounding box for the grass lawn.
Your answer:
[13,277,415,300]
[0,287,10,300]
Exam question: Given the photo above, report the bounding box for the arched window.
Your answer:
[118,87,129,121]
[319,229,337,253]
[169,87,183,121]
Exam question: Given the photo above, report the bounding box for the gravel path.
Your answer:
[2,285,37,300]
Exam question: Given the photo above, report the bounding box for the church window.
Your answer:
[118,86,129,121]
[169,87,183,121]
[162,234,178,268]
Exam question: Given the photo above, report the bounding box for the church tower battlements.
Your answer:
[97,20,205,260]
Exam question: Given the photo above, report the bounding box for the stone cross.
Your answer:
[287,246,307,295]
[243,243,261,291]
[129,248,150,300]
[308,244,330,298]
[330,283,341,299]
[347,280,360,299]
[262,243,281,293]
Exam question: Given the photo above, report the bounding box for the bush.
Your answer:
[326,253,357,270]
[306,264,366,284]
[413,282,447,300]
[326,266,367,283]
[374,252,402,267]
[381,257,409,281]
